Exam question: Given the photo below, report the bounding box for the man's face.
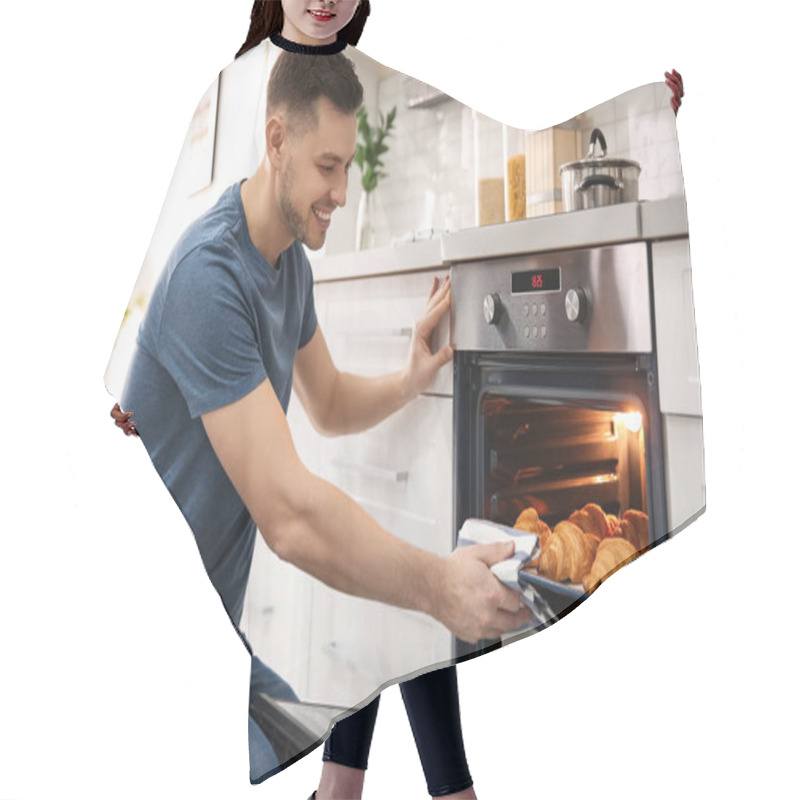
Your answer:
[277,97,356,251]
[282,0,361,43]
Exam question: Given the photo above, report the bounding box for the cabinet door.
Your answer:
[305,584,452,707]
[319,269,453,398]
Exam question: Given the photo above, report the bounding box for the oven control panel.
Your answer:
[452,242,652,353]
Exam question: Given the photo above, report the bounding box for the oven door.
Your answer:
[453,350,667,658]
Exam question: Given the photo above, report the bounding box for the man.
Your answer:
[121,50,530,776]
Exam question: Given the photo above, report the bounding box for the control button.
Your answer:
[523,326,530,338]
[531,304,538,316]
[565,287,588,323]
[523,304,530,317]
[540,304,547,316]
[541,325,547,338]
[483,293,502,325]
[531,326,538,339]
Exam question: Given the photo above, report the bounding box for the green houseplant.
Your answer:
[354,105,396,250]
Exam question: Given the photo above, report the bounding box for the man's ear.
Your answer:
[265,115,288,169]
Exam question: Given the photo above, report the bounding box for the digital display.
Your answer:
[511,266,561,294]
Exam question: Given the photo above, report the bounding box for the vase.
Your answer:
[356,190,375,251]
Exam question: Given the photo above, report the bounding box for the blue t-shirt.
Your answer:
[122,181,318,627]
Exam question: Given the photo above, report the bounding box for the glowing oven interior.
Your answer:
[481,395,648,535]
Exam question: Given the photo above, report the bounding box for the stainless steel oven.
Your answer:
[451,238,704,658]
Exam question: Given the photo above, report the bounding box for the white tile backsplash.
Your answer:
[333,67,683,254]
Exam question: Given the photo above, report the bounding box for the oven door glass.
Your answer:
[453,352,667,654]
[482,396,647,533]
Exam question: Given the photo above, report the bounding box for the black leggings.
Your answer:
[323,665,472,797]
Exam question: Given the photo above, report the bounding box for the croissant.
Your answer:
[616,509,649,552]
[568,502,612,538]
[538,521,595,584]
[584,533,601,559]
[583,537,638,594]
[514,507,551,567]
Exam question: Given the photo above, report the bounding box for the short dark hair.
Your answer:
[236,1,371,59]
[266,51,364,136]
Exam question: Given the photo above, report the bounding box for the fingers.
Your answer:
[478,593,533,640]
[473,540,517,567]
[437,343,454,367]
[422,293,452,336]
[665,68,684,116]
[111,403,139,436]
[496,582,526,614]
[417,278,452,337]
[664,69,683,89]
[115,418,138,436]
[426,275,450,309]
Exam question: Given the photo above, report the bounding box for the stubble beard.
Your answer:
[278,156,316,249]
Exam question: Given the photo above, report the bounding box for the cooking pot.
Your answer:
[560,128,640,211]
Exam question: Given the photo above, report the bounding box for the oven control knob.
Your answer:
[483,293,502,325]
[565,287,588,323]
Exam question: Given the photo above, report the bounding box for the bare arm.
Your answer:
[201,378,530,643]
[293,275,453,436]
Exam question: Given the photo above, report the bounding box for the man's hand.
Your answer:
[404,275,453,399]
[433,541,532,643]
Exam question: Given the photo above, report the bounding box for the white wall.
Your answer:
[359,75,685,251]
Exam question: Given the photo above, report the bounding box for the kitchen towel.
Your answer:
[456,518,557,631]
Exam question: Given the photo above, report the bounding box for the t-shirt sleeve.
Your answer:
[298,255,318,349]
[156,246,267,418]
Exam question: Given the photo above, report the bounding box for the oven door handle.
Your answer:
[331,456,409,484]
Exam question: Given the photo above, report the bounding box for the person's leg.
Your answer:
[315,695,381,800]
[400,666,475,799]
[248,714,281,783]
[248,656,300,782]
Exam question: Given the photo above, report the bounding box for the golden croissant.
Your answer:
[514,507,551,567]
[568,502,613,538]
[583,537,638,594]
[616,509,649,552]
[538,521,595,584]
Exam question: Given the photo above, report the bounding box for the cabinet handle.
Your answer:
[332,457,409,483]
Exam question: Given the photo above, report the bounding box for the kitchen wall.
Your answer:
[360,74,476,248]
[575,82,684,203]
[345,76,683,252]
[105,43,271,396]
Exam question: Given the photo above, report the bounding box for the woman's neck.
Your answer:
[270,29,347,55]
[281,21,336,47]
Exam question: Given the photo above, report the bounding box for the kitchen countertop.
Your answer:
[310,196,689,282]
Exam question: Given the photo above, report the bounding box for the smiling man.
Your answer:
[121,50,530,779]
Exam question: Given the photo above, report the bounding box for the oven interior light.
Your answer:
[617,410,643,433]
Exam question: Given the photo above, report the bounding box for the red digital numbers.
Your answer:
[531,274,543,289]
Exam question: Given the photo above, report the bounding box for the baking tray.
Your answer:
[519,568,585,606]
